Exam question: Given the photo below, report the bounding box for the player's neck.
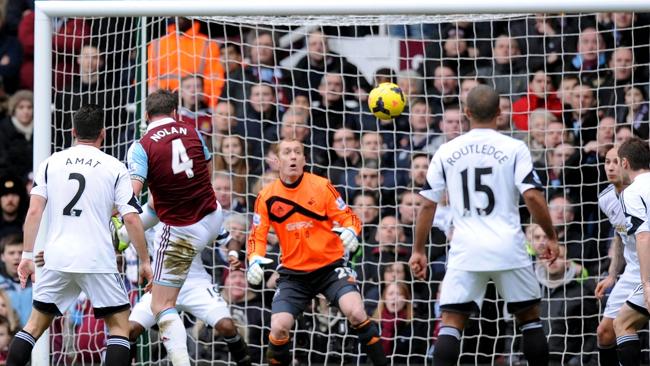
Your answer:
[75,140,101,149]
[280,173,304,188]
[629,169,650,182]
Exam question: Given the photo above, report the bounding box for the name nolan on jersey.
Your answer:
[149,125,189,142]
[446,144,509,166]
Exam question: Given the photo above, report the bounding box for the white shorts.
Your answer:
[439,266,541,314]
[129,278,231,328]
[604,271,639,318]
[34,268,129,318]
[153,208,223,288]
[625,282,649,315]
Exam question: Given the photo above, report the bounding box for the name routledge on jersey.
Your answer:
[447,144,509,166]
[150,126,188,142]
[65,157,102,168]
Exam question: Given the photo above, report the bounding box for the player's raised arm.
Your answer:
[127,141,148,196]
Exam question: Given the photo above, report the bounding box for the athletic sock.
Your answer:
[156,308,190,366]
[433,326,461,366]
[6,330,36,366]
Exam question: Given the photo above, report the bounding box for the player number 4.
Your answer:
[171,139,194,178]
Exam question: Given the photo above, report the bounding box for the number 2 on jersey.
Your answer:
[171,139,194,178]
[63,173,85,217]
[460,167,495,216]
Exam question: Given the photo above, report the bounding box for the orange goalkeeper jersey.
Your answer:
[247,173,361,272]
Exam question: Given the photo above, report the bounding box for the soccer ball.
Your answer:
[368,82,406,120]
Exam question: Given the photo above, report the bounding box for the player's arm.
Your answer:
[246,193,272,285]
[410,153,444,280]
[324,182,362,252]
[515,142,559,262]
[595,235,624,299]
[19,159,50,287]
[197,128,213,180]
[126,141,148,196]
[115,165,152,285]
[636,230,650,303]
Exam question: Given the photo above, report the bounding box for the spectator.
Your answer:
[395,98,436,170]
[496,96,517,135]
[311,72,361,141]
[422,105,466,155]
[0,234,31,326]
[359,131,396,187]
[220,270,270,365]
[235,82,280,167]
[440,28,477,77]
[220,41,255,117]
[248,171,279,209]
[427,64,459,117]
[527,109,563,163]
[0,289,19,333]
[245,30,291,107]
[511,70,563,131]
[147,18,224,108]
[600,12,650,66]
[459,77,483,109]
[511,15,562,71]
[0,315,11,363]
[407,153,429,189]
[615,85,649,139]
[535,143,580,198]
[210,101,239,153]
[477,35,527,97]
[362,215,408,285]
[0,90,32,178]
[351,160,395,207]
[364,262,410,312]
[557,75,579,108]
[536,245,598,364]
[565,83,598,144]
[211,172,246,218]
[548,195,599,274]
[351,191,380,244]
[53,45,129,157]
[52,18,90,90]
[0,176,25,238]
[373,282,428,365]
[292,29,370,101]
[615,124,634,144]
[0,9,22,93]
[213,135,248,205]
[178,75,212,137]
[599,47,637,116]
[326,127,361,195]
[396,69,424,107]
[17,9,33,90]
[564,26,607,86]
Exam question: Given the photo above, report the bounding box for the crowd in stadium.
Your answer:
[1,2,650,364]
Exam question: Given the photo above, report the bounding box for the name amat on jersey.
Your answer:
[446,143,510,166]
[65,157,102,168]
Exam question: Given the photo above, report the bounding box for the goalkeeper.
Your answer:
[246,138,387,366]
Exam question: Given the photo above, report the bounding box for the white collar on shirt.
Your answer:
[146,117,176,132]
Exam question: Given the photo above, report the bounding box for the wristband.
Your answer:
[21,251,34,260]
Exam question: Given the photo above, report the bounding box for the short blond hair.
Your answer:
[8,90,33,116]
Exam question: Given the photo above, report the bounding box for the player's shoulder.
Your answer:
[598,184,617,206]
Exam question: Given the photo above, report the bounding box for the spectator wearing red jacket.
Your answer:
[512,70,563,131]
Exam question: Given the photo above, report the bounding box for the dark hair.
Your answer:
[0,233,22,255]
[73,104,104,140]
[619,136,650,170]
[146,89,177,117]
[466,85,500,123]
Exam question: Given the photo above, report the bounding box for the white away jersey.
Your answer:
[621,172,650,239]
[421,128,542,271]
[31,145,141,273]
[598,184,639,276]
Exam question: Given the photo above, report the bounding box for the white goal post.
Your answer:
[32,1,650,365]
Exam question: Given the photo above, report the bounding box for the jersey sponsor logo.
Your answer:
[286,221,313,231]
[336,197,346,210]
[270,201,294,218]
[253,213,261,226]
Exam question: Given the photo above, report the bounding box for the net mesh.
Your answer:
[47,12,650,365]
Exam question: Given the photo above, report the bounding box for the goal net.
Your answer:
[42,9,650,365]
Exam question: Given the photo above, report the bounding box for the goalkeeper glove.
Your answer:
[247,255,273,285]
[332,227,360,253]
[111,217,130,252]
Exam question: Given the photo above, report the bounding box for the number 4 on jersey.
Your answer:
[171,139,194,178]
